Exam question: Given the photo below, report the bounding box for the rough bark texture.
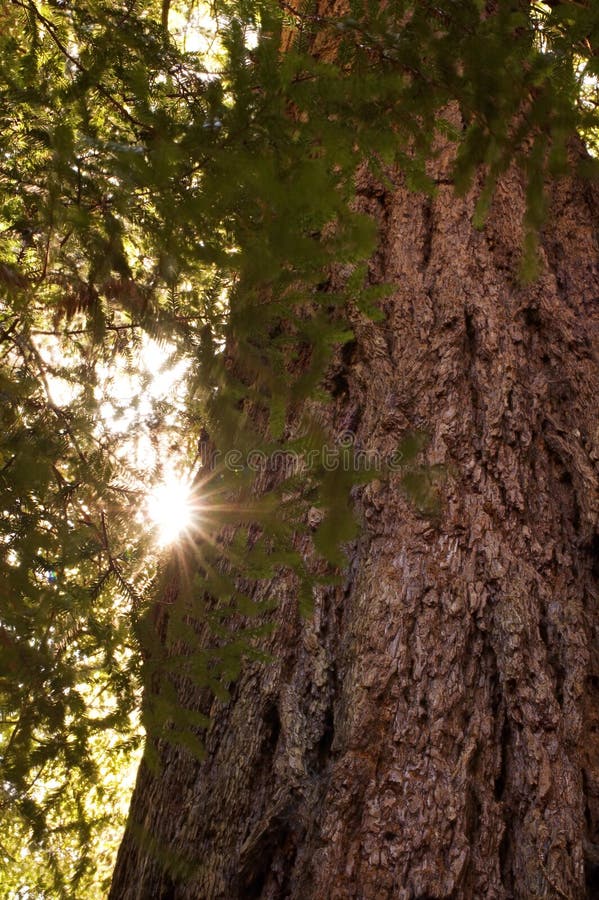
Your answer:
[110,134,599,898]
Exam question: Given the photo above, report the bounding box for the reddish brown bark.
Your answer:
[105,0,599,861]
[110,147,599,897]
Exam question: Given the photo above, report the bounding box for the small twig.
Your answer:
[161,0,170,33]
[0,320,18,343]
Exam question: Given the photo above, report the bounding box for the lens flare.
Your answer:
[146,475,196,546]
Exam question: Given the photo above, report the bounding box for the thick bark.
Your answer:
[110,147,599,898]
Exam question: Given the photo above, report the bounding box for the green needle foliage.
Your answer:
[0,0,597,893]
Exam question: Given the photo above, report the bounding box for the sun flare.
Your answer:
[146,475,197,546]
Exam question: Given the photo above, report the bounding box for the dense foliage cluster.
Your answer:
[0,0,597,893]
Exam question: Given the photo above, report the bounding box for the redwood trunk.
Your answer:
[110,143,599,897]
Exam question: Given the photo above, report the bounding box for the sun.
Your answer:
[146,474,197,546]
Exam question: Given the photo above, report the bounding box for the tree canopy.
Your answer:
[0,0,597,894]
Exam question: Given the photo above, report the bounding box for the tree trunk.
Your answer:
[110,108,599,900]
